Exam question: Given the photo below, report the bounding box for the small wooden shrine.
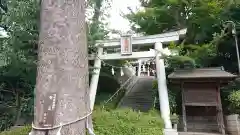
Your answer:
[168,67,237,134]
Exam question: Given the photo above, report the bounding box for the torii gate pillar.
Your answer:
[89,47,103,110]
[155,42,177,135]
[155,42,172,128]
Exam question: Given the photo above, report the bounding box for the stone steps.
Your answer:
[118,76,155,112]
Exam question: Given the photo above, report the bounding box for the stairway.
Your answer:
[118,76,155,112]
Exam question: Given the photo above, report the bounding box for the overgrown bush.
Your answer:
[170,113,179,124]
[152,80,178,113]
[228,90,240,114]
[97,87,128,111]
[221,80,240,114]
[0,113,15,131]
[0,108,163,135]
[93,108,163,135]
[152,80,181,124]
[0,126,31,135]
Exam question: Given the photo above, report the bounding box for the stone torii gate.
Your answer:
[89,29,187,135]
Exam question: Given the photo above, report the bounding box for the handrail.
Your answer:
[104,74,135,104]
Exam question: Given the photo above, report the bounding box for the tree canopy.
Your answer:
[126,0,240,71]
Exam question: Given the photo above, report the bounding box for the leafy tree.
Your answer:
[87,0,110,46]
[127,0,225,43]
[127,0,240,72]
[0,0,39,129]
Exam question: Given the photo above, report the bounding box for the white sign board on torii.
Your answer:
[89,28,187,135]
[120,34,132,55]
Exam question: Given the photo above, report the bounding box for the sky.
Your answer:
[108,0,141,32]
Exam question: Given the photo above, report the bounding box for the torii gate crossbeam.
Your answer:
[89,29,187,135]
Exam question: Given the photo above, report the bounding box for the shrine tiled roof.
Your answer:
[168,67,237,79]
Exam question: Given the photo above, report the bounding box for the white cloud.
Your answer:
[108,0,140,32]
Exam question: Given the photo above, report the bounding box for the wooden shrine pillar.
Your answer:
[181,82,187,132]
[217,81,225,135]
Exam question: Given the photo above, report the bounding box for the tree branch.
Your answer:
[0,89,16,95]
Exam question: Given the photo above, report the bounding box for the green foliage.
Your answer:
[228,90,240,114]
[100,88,127,111]
[127,0,240,73]
[0,113,14,131]
[170,113,179,124]
[93,108,163,135]
[152,80,177,114]
[127,0,226,43]
[152,81,180,124]
[0,108,163,135]
[221,80,240,114]
[152,80,158,91]
[97,75,120,94]
[87,0,110,47]
[185,44,217,67]
[0,0,39,130]
[166,42,216,69]
[0,126,31,135]
[167,56,195,69]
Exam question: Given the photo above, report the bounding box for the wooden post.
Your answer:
[181,82,187,132]
[217,82,225,135]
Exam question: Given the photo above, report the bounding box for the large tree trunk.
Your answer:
[32,0,90,135]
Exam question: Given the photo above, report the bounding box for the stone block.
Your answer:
[164,129,178,135]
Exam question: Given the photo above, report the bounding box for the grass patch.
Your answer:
[93,107,163,135]
[0,126,31,135]
[0,108,163,135]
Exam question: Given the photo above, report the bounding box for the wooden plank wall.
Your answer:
[178,116,218,133]
[184,83,218,106]
[177,115,240,135]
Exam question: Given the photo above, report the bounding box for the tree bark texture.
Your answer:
[33,0,90,135]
